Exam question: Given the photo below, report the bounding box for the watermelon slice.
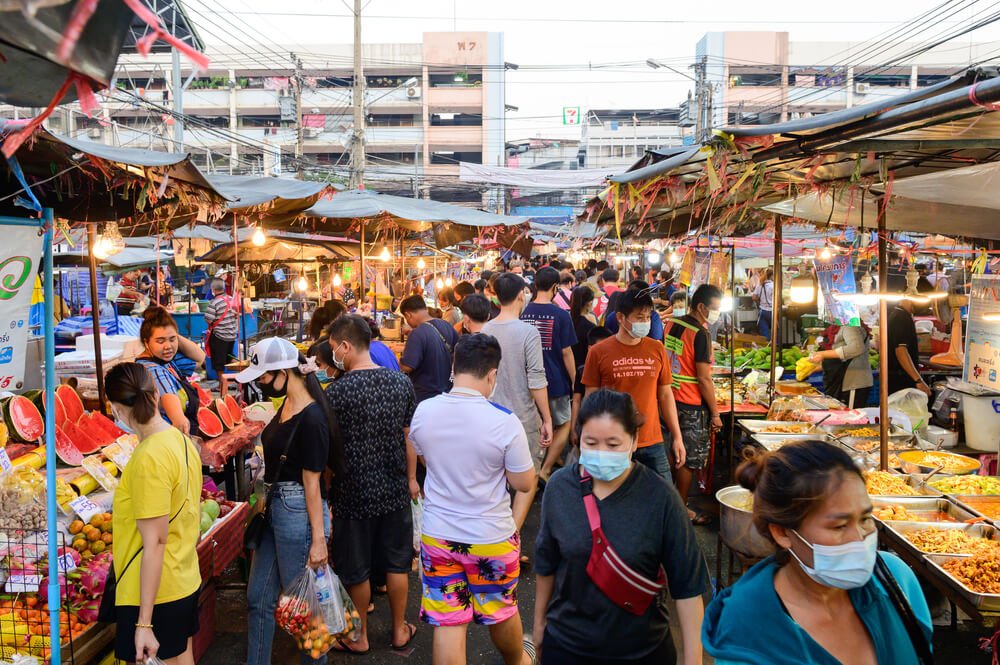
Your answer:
[196,385,213,408]
[210,399,235,430]
[56,385,85,425]
[89,411,127,440]
[3,396,44,442]
[78,413,114,446]
[43,391,68,430]
[54,426,84,465]
[197,408,224,438]
[62,420,102,454]
[223,395,244,425]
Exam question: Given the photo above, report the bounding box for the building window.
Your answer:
[430,113,482,126]
[430,151,482,164]
[428,72,483,88]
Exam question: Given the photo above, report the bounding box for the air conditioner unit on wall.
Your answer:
[303,126,322,139]
[87,127,102,139]
[406,87,422,99]
[854,82,871,94]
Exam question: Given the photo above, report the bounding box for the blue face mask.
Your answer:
[315,370,330,383]
[580,449,632,481]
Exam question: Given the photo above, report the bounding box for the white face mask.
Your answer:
[788,529,878,590]
[707,309,721,325]
[672,307,686,318]
[627,320,651,339]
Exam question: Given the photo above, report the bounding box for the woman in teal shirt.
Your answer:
[703,441,932,665]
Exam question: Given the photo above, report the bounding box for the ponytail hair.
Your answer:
[105,362,160,424]
[286,352,345,475]
[140,306,179,344]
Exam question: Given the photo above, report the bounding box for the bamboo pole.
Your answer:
[878,202,889,471]
[769,220,782,400]
[86,225,107,411]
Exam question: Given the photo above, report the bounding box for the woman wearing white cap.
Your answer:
[237,337,344,665]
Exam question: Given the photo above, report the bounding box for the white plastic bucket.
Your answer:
[962,395,1000,451]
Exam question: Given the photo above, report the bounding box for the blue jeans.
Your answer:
[247,483,332,665]
[758,309,772,340]
[633,443,673,485]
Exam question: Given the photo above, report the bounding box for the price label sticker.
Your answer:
[6,574,41,593]
[68,495,102,523]
[0,448,12,476]
[57,552,77,573]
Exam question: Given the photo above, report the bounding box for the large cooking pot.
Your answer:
[716,485,777,560]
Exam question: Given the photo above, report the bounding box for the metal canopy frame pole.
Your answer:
[878,202,890,471]
[769,219,782,400]
[729,246,737,483]
[86,224,107,411]
[0,210,61,662]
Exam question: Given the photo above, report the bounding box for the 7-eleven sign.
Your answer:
[562,106,581,125]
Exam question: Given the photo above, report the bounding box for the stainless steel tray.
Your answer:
[820,423,912,439]
[840,438,916,453]
[925,554,1000,612]
[869,473,943,499]
[952,496,1000,524]
[871,497,977,524]
[803,395,846,409]
[883,520,999,555]
[738,420,816,434]
[750,433,836,451]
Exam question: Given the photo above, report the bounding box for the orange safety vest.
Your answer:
[664,317,703,407]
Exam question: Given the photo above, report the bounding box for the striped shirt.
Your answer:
[135,358,187,422]
[204,295,238,341]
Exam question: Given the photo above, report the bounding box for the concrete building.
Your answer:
[583,109,686,170]
[0,31,506,205]
[695,31,1000,129]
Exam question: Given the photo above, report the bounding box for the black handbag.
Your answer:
[244,410,301,550]
[874,553,935,665]
[98,436,191,622]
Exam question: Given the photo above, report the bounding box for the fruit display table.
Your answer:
[200,420,263,502]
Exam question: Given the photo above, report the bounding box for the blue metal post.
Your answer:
[41,209,60,663]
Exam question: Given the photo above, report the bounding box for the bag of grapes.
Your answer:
[275,568,335,659]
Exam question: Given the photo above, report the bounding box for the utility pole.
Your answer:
[349,0,366,189]
[171,47,184,152]
[291,52,305,173]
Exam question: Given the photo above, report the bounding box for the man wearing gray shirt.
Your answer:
[483,273,552,530]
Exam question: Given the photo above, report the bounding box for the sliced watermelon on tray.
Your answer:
[54,426,83,465]
[223,395,243,425]
[198,408,224,438]
[196,385,213,408]
[89,411,127,440]
[63,420,102,454]
[210,399,235,430]
[79,413,114,446]
[3,395,44,442]
[56,385,85,425]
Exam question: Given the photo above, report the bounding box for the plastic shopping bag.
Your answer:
[411,497,423,554]
[275,568,335,659]
[888,388,931,439]
[312,564,348,637]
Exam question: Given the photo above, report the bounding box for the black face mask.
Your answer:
[257,371,287,399]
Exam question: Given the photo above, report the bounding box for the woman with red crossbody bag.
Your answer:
[533,389,709,665]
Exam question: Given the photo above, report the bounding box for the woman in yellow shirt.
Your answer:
[107,362,203,664]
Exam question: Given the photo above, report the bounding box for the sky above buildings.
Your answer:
[187,0,1000,140]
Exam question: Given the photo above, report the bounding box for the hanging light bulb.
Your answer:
[297,275,308,292]
[435,278,444,289]
[818,246,833,261]
[102,221,125,256]
[669,249,680,264]
[252,226,267,246]
[416,257,426,270]
[333,273,342,287]
[445,276,453,287]
[789,275,816,304]
[646,250,661,265]
[92,236,110,260]
[380,246,391,262]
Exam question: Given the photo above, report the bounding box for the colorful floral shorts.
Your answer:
[419,532,521,626]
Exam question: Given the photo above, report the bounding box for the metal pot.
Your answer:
[717,485,777,560]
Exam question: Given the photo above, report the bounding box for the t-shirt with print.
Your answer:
[261,402,330,496]
[410,390,533,544]
[481,318,547,437]
[521,302,577,398]
[112,427,202,606]
[581,336,671,448]
[326,367,416,519]
[401,318,459,403]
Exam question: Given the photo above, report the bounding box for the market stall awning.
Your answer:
[53,246,168,269]
[208,175,339,224]
[197,230,358,264]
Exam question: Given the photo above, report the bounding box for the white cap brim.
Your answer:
[234,365,266,383]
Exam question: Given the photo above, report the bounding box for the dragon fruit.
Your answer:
[74,597,100,624]
[36,574,68,605]
[78,560,110,599]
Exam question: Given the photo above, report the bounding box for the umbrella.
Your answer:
[197,231,358,265]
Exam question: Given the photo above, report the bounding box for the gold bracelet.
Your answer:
[135,622,153,629]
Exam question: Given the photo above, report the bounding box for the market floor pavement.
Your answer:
[201,490,988,664]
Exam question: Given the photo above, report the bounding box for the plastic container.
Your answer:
[962,394,1000,451]
[925,425,958,449]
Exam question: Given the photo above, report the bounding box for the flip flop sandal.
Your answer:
[391,622,417,651]
[523,638,538,665]
[690,512,714,526]
[331,638,369,655]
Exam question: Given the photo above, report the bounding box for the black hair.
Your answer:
[481,270,494,282]
[308,340,334,367]
[628,280,649,291]
[691,284,723,312]
[106,362,159,424]
[601,268,620,283]
[139,306,178,344]
[576,389,644,439]
[574,269,587,284]
[362,316,382,340]
[283,351,345,476]
[327,314,372,350]
[454,280,476,300]
[473,278,487,294]
[534,266,560,292]
[398,294,428,315]
[588,326,613,346]
[670,289,688,306]
[616,288,654,319]
[438,287,456,305]
[459,294,491,324]
[310,299,347,341]
[453,333,502,378]
[596,260,609,271]
[560,270,575,286]
[570,285,595,323]
[737,441,862,547]
[494,272,527,306]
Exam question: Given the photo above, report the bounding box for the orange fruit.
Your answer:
[68,520,84,535]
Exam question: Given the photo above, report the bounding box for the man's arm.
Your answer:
[405,428,419,500]
[658,384,685,467]
[895,345,930,395]
[526,330,553,446]
[695,361,722,432]
[561,347,576,391]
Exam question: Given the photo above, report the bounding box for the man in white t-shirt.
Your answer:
[409,334,537,665]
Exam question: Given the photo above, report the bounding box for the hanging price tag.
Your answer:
[68,495,102,523]
[0,448,12,476]
[57,552,77,573]
[6,574,41,593]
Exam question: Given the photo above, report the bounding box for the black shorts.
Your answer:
[208,333,234,372]
[115,590,200,661]
[332,504,413,586]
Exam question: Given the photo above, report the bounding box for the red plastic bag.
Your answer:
[275,568,335,658]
